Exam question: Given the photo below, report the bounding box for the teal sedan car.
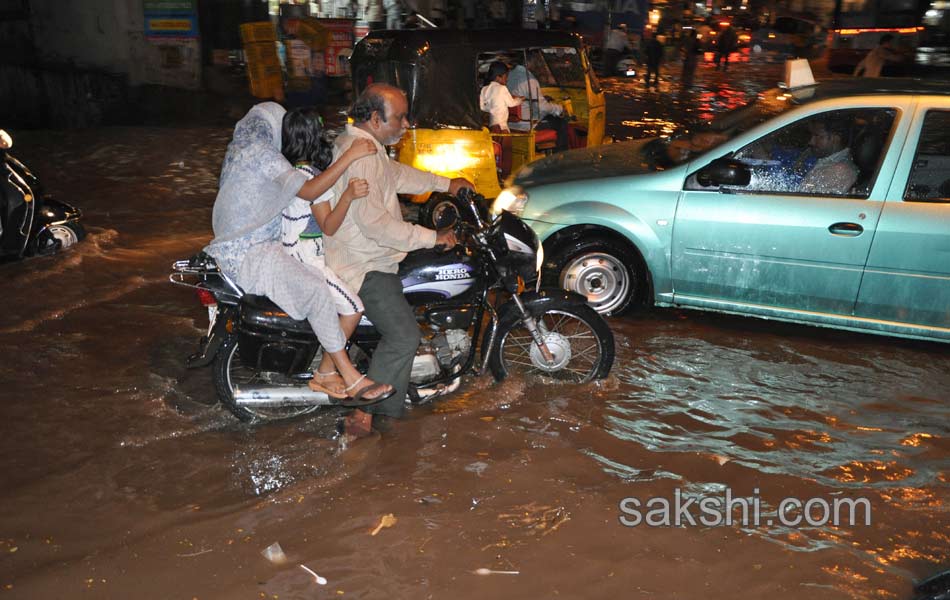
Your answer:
[493,79,950,343]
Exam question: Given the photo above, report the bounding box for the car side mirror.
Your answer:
[696,158,751,188]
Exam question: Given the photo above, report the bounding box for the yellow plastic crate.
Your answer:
[296,18,330,50]
[239,21,277,44]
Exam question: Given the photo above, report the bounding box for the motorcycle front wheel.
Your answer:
[486,300,614,383]
[212,334,321,422]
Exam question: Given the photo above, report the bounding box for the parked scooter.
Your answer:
[170,190,615,423]
[0,129,84,261]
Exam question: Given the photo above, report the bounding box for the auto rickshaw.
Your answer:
[349,29,606,226]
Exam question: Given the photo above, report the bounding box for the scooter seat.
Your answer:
[241,294,313,335]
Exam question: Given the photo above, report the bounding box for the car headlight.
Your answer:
[491,187,529,217]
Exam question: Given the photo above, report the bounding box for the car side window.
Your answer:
[904,110,950,203]
[721,108,896,198]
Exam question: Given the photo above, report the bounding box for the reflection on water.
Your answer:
[604,52,821,142]
[587,314,949,598]
[601,331,947,489]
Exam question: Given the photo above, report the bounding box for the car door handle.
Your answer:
[828,222,864,236]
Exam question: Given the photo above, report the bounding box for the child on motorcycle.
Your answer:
[279,106,380,400]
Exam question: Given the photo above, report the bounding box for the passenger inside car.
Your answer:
[800,117,858,195]
[733,108,895,196]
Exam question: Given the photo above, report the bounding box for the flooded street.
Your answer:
[1,58,948,599]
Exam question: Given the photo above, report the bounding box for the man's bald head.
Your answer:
[349,83,409,145]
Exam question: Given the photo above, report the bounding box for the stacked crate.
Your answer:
[239,21,283,100]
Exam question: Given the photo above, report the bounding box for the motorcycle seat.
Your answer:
[241,294,313,335]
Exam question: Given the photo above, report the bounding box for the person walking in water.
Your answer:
[680,28,701,87]
[643,31,663,88]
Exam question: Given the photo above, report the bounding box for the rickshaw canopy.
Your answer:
[350,29,593,130]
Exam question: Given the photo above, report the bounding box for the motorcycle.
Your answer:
[170,190,615,422]
[0,129,85,261]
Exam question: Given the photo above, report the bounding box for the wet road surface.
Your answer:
[1,58,948,599]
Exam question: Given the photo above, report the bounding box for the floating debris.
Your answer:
[261,542,288,565]
[474,568,520,576]
[299,564,327,585]
[370,514,397,536]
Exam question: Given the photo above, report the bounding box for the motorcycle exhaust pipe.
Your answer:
[233,385,335,408]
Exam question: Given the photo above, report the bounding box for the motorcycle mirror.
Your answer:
[0,130,11,150]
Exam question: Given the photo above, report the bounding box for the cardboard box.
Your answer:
[284,39,312,76]
[296,18,330,50]
[310,50,326,73]
[240,21,277,44]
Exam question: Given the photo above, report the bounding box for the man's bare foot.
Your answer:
[343,409,374,438]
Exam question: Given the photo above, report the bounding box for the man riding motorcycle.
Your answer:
[326,83,475,432]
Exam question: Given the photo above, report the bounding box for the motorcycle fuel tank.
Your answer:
[399,247,478,305]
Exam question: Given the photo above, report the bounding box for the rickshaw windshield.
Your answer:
[534,47,586,88]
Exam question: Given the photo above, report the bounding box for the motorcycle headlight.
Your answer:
[491,187,528,217]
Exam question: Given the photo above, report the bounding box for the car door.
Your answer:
[671,103,909,316]
[854,102,950,331]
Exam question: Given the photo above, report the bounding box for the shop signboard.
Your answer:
[318,18,355,76]
[144,0,199,38]
[145,14,199,37]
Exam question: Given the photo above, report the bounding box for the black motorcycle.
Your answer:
[0,129,84,261]
[170,190,614,422]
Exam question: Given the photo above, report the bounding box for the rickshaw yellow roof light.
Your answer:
[412,141,481,174]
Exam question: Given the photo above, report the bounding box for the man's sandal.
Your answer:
[341,375,396,407]
[308,370,348,399]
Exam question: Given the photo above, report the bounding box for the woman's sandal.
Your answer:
[341,375,396,408]
[308,370,347,399]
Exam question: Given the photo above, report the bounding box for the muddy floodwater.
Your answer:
[2,58,949,599]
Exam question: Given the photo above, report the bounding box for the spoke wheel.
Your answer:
[213,335,320,422]
[487,301,614,384]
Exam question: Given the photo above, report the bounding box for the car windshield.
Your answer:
[655,89,795,167]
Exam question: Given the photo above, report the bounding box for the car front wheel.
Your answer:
[545,238,641,316]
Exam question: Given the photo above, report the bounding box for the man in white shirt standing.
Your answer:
[326,84,474,430]
[603,23,628,76]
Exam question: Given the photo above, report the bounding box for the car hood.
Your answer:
[512,138,662,188]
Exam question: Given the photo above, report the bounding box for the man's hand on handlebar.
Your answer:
[434,227,458,250]
[448,177,475,196]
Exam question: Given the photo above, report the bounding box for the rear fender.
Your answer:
[186,306,233,368]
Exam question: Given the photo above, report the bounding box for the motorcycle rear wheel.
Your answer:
[213,334,321,422]
[486,300,614,383]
